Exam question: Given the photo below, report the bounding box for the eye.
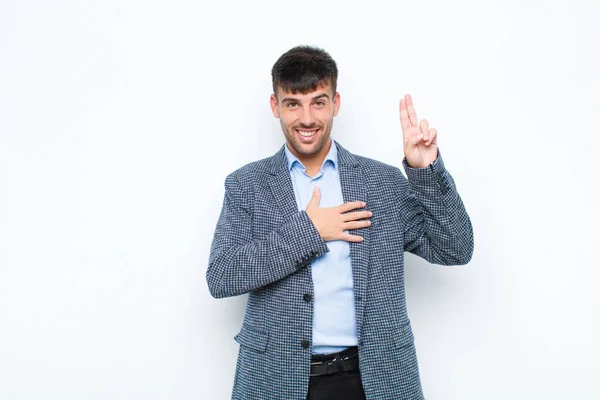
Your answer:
[286,102,298,108]
[315,101,325,107]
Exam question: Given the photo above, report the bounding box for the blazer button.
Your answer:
[301,340,310,349]
[303,293,312,302]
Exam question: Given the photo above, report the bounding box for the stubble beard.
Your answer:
[283,121,333,158]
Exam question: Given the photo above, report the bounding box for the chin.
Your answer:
[292,138,325,155]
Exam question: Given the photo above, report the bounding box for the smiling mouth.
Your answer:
[296,129,319,137]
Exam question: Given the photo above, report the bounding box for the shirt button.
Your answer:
[303,293,312,302]
[301,340,310,349]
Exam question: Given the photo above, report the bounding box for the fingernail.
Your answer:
[368,211,373,216]
[362,202,366,207]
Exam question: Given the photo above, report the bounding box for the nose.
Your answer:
[299,106,315,127]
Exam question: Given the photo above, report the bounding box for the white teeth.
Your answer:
[297,130,317,137]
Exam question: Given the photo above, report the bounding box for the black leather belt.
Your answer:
[309,347,360,376]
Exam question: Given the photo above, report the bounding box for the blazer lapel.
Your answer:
[267,145,299,220]
[336,141,370,342]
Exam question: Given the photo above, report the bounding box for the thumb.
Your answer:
[307,186,321,209]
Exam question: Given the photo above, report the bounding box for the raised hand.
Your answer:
[399,94,438,168]
[305,186,372,243]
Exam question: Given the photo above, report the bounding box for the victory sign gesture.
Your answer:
[400,94,439,168]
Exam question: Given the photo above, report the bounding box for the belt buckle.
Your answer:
[309,358,334,377]
[310,354,350,377]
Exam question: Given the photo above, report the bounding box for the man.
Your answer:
[207,46,474,400]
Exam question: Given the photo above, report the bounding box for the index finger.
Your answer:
[338,201,366,213]
[399,98,410,133]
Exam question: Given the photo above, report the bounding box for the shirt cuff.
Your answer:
[402,148,450,193]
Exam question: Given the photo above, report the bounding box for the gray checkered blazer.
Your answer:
[207,141,474,399]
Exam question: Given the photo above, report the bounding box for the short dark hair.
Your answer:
[271,45,338,98]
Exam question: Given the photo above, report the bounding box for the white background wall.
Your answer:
[1,0,598,399]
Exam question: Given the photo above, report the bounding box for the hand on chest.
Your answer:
[292,170,344,211]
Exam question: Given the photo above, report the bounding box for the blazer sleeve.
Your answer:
[397,148,474,265]
[206,173,330,299]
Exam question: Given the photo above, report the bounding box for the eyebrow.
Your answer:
[281,93,330,103]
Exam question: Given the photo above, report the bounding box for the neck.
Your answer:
[290,138,332,178]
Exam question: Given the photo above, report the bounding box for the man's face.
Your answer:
[270,82,340,159]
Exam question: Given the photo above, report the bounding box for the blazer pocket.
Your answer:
[234,324,269,353]
[393,322,415,349]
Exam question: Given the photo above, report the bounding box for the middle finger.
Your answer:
[406,94,418,127]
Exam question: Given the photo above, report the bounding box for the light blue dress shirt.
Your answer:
[284,139,357,355]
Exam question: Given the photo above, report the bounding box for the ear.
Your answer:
[270,94,280,118]
[333,92,341,116]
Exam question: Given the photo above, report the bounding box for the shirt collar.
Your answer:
[284,139,338,172]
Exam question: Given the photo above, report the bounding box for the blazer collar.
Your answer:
[268,139,359,176]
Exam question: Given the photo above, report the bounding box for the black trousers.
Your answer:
[306,346,367,400]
